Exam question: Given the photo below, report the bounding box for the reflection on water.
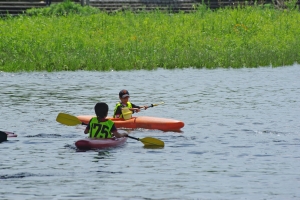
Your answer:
[1,65,300,199]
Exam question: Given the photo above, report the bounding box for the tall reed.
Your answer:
[1,5,300,71]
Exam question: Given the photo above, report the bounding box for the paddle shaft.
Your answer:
[150,101,165,107]
[131,102,165,111]
[127,135,141,141]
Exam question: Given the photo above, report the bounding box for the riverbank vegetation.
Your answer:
[0,0,299,71]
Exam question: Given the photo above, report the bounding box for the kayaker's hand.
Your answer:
[130,108,139,113]
[138,106,148,110]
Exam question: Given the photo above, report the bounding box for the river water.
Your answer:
[1,65,300,200]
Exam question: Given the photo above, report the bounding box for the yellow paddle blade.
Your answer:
[140,137,165,147]
[56,113,82,126]
[152,102,165,107]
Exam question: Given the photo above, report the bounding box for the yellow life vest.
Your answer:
[89,117,114,138]
[113,102,133,118]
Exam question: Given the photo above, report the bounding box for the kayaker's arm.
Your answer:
[129,107,141,113]
[112,130,128,138]
[137,101,165,110]
[131,104,149,113]
[117,101,164,114]
[131,101,165,111]
[139,105,149,110]
[84,119,92,134]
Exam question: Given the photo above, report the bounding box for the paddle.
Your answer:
[56,113,165,147]
[150,101,165,107]
[56,113,83,126]
[131,101,165,111]
[127,135,164,147]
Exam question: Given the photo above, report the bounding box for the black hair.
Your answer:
[94,102,109,118]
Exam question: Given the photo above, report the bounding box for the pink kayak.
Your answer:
[1,131,17,142]
[75,137,127,150]
[5,131,18,137]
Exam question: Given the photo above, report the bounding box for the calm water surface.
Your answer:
[1,65,300,200]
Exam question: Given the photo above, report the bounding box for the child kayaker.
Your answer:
[84,102,128,138]
[113,89,149,118]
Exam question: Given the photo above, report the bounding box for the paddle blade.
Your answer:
[56,113,82,126]
[140,137,165,147]
[152,102,165,107]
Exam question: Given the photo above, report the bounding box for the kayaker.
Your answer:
[0,131,7,143]
[84,102,128,138]
[113,89,149,118]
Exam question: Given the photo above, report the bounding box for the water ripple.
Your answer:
[1,66,300,199]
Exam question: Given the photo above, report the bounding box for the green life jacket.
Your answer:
[113,102,133,118]
[89,117,114,138]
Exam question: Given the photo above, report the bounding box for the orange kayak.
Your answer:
[77,115,184,131]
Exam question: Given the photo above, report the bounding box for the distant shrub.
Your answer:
[26,0,100,16]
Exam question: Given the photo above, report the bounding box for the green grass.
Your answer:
[1,3,300,71]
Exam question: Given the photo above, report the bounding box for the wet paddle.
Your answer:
[127,135,164,147]
[150,101,165,107]
[56,113,83,126]
[56,113,165,147]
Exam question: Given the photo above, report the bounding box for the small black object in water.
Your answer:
[0,131,8,143]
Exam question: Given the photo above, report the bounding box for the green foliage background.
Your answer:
[1,1,300,71]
